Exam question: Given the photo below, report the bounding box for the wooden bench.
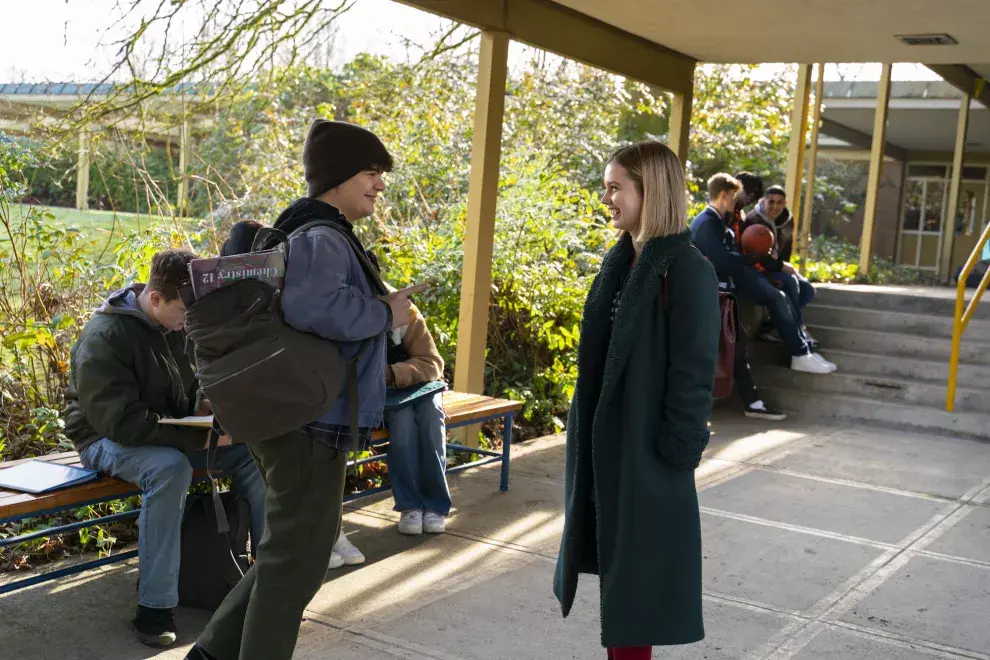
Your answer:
[0,391,521,595]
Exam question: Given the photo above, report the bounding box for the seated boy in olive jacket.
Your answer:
[63,249,267,648]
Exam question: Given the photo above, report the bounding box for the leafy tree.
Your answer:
[686,64,796,208]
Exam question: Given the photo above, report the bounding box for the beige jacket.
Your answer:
[386,303,444,388]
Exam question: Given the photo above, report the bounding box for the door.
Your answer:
[898,172,947,270]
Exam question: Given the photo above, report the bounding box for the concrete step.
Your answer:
[803,305,990,342]
[760,387,990,441]
[749,342,990,391]
[752,364,990,415]
[804,324,990,366]
[814,284,990,320]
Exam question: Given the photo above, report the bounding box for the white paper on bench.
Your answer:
[158,415,214,428]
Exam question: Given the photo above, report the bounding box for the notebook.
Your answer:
[385,381,447,411]
[158,415,214,428]
[0,460,99,494]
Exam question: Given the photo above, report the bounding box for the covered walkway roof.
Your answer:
[819,81,990,160]
[402,0,990,105]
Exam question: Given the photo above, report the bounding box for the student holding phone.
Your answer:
[189,120,425,660]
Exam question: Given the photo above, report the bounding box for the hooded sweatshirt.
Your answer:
[745,202,795,265]
[63,285,206,455]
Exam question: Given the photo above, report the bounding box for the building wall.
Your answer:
[832,160,904,261]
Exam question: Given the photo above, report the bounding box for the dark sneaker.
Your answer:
[185,645,219,660]
[744,403,787,421]
[133,605,177,647]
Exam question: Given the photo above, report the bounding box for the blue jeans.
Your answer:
[734,268,810,357]
[766,271,815,329]
[79,439,267,609]
[384,392,451,516]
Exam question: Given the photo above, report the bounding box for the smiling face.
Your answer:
[765,192,787,219]
[328,167,387,221]
[602,161,643,237]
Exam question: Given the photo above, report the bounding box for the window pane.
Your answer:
[962,166,987,181]
[902,180,923,230]
[955,189,978,235]
[908,164,947,178]
[925,181,946,232]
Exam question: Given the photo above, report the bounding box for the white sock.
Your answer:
[749,400,765,410]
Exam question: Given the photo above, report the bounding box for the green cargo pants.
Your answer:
[196,431,347,660]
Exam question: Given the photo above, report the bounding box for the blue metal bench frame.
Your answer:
[0,409,514,595]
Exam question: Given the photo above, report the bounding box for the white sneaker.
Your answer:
[333,533,365,565]
[814,353,838,373]
[328,550,345,570]
[423,511,446,534]
[398,510,423,535]
[791,353,833,374]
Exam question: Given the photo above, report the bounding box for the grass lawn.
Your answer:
[5,204,202,258]
[11,203,182,234]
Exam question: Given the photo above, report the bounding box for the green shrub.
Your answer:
[801,235,935,286]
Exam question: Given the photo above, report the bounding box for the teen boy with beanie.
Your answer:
[188,119,425,660]
[217,219,372,569]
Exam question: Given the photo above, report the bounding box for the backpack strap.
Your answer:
[286,220,389,296]
[204,430,247,584]
[251,227,288,251]
[205,428,229,534]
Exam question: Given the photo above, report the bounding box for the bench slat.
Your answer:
[0,392,521,522]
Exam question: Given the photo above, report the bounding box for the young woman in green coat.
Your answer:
[553,141,721,659]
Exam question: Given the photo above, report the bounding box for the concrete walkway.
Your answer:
[2,413,989,659]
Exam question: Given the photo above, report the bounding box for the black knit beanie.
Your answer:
[303,119,394,198]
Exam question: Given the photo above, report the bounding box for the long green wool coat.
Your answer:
[553,230,720,648]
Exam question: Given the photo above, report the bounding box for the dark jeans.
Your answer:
[734,269,809,357]
[733,327,760,408]
[766,271,815,329]
[197,432,347,660]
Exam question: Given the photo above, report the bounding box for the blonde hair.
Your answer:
[608,141,687,242]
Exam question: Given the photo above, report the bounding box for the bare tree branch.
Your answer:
[59,0,355,141]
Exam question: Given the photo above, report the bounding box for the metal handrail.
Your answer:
[946,221,990,411]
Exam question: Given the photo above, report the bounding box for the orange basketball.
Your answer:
[741,224,775,256]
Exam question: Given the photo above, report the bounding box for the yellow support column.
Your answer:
[453,30,509,405]
[668,70,694,169]
[785,64,813,224]
[177,119,191,216]
[798,64,825,272]
[939,93,971,279]
[859,64,892,275]
[75,128,90,211]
